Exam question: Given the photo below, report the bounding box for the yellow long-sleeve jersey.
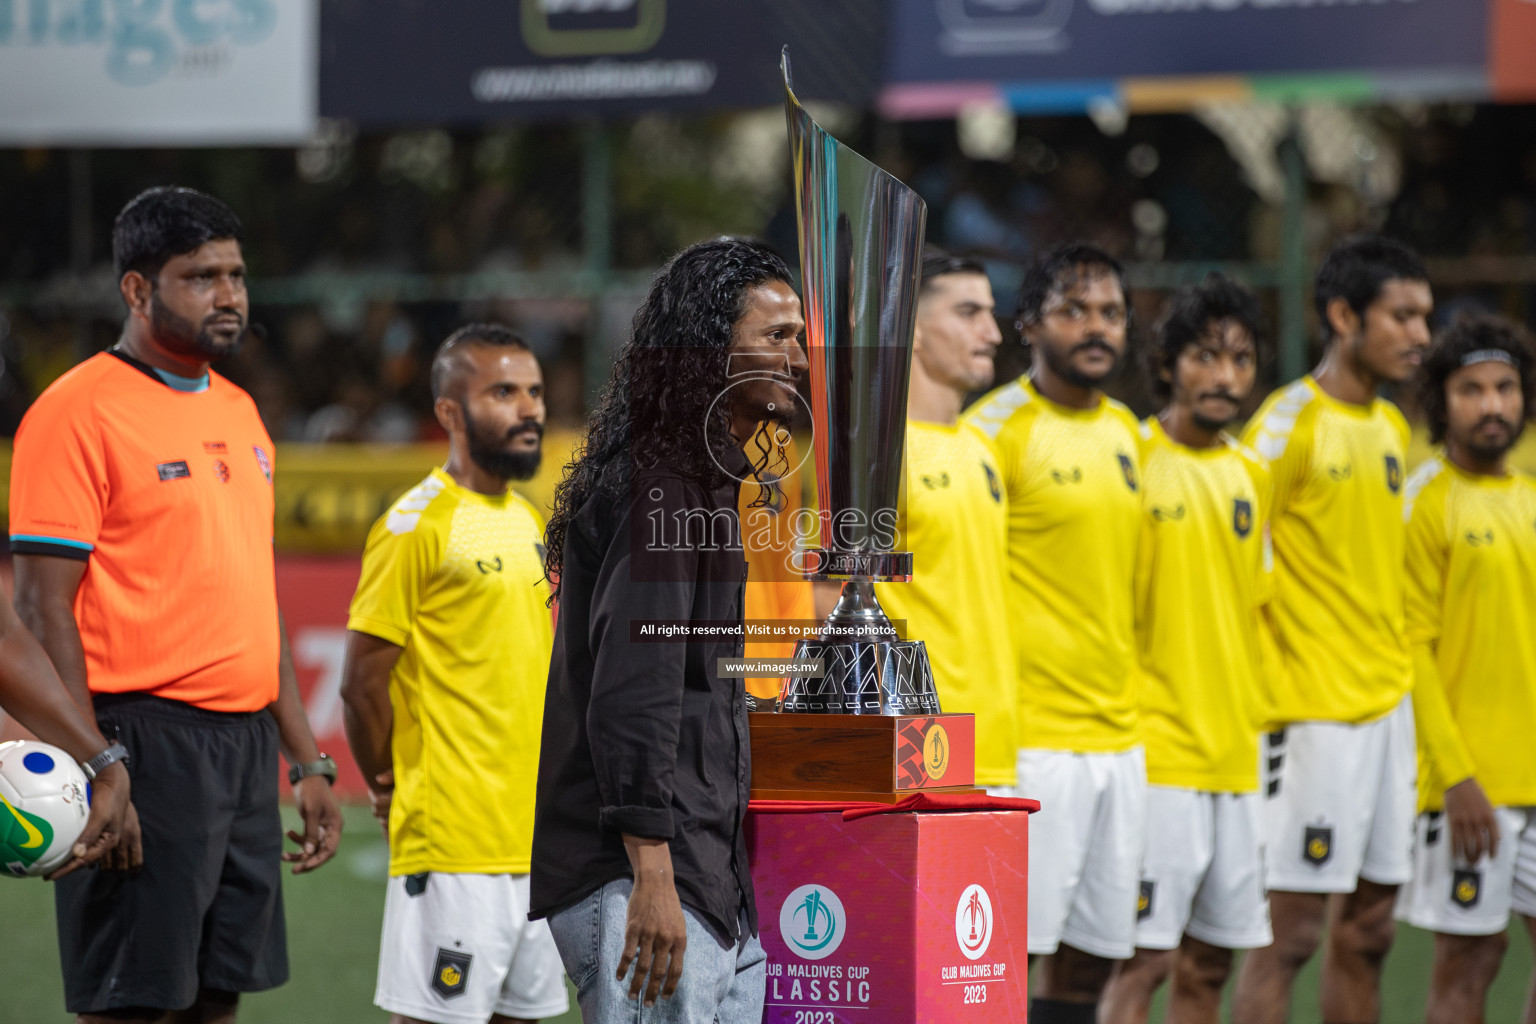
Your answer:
[1403,456,1536,811]
[1241,377,1411,725]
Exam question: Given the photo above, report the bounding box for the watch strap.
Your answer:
[289,754,338,786]
[81,741,129,781]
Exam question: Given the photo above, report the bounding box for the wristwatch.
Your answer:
[80,741,129,781]
[288,754,338,787]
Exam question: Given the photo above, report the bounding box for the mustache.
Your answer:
[1475,416,1516,432]
[203,308,245,328]
[1071,337,1117,358]
[1198,391,1241,405]
[507,420,544,439]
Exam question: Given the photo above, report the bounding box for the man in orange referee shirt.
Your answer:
[10,186,343,1024]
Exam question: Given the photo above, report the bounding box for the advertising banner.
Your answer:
[883,0,1492,115]
[320,0,882,124]
[0,0,317,145]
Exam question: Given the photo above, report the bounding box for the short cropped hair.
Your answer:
[1314,234,1428,343]
[1016,242,1126,325]
[431,323,531,401]
[113,186,243,281]
[1146,273,1262,403]
[919,245,987,295]
[1418,314,1536,445]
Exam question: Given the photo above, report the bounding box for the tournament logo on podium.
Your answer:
[779,883,847,961]
[954,884,994,961]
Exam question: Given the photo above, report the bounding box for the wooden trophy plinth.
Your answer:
[748,712,981,803]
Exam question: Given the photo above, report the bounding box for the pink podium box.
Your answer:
[747,802,1036,1024]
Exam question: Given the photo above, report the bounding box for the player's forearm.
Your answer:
[0,620,110,763]
[268,616,322,766]
[338,631,401,790]
[12,572,91,713]
[341,699,391,790]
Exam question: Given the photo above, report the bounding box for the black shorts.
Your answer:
[55,693,288,1014]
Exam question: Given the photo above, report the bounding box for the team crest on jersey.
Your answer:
[1452,869,1481,908]
[253,446,273,485]
[1233,498,1253,538]
[982,462,1002,503]
[1385,455,1402,494]
[1117,453,1138,492]
[1137,880,1154,920]
[1304,826,1332,866]
[431,948,472,999]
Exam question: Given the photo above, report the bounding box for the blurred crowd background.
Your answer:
[7,102,1536,447]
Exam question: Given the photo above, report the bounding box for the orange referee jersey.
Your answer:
[9,351,280,712]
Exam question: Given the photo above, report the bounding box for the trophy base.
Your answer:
[748,711,977,799]
[780,638,940,715]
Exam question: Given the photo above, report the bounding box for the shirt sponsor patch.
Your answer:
[157,461,191,482]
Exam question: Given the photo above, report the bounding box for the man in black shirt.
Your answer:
[532,238,807,1022]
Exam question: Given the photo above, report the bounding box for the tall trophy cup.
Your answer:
[747,50,977,802]
[779,48,937,717]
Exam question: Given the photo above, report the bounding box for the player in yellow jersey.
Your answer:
[1395,316,1536,1024]
[1234,236,1433,1024]
[340,324,568,1024]
[966,243,1144,1024]
[873,247,1014,787]
[1099,275,1272,1024]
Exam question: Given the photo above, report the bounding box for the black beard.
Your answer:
[151,294,244,360]
[1464,418,1525,463]
[1041,338,1119,389]
[464,406,542,482]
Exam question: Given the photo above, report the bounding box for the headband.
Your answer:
[1461,348,1518,369]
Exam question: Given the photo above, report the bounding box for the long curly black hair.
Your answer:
[543,237,796,594]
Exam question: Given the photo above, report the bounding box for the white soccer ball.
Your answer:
[0,740,90,877]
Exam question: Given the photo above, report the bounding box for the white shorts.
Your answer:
[1397,806,1536,936]
[1262,696,1417,893]
[376,872,570,1024]
[1136,787,1272,951]
[992,746,1147,959]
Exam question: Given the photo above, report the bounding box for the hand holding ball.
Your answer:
[0,740,91,877]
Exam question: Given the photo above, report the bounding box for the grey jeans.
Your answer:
[547,878,765,1024]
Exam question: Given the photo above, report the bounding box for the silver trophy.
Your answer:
[779,49,940,716]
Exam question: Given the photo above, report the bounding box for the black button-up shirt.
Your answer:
[530,453,755,943]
